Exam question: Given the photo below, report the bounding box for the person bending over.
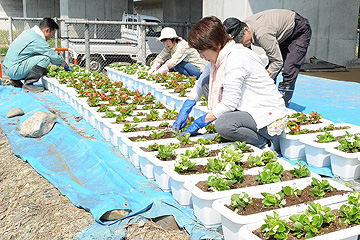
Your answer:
[3,17,72,93]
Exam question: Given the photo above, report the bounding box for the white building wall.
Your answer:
[203,0,360,66]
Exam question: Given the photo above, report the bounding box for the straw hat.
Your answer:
[157,27,179,41]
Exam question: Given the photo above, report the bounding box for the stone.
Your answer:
[100,209,129,221]
[19,112,57,138]
[153,215,180,231]
[6,108,25,118]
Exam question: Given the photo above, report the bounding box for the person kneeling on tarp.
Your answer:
[148,27,207,79]
[3,17,73,93]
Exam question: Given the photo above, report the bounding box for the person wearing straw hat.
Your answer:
[148,27,207,78]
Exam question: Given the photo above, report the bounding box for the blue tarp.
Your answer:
[0,72,359,239]
[0,86,222,239]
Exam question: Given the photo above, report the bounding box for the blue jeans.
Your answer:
[170,61,202,79]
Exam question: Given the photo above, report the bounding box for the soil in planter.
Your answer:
[121,125,171,133]
[314,135,343,143]
[195,171,304,192]
[225,185,348,216]
[253,209,357,240]
[288,126,351,136]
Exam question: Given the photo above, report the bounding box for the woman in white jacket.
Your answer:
[173,16,287,149]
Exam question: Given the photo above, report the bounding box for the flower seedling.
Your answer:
[261,211,290,240]
[145,125,155,131]
[338,131,360,153]
[290,159,311,178]
[230,192,253,211]
[225,165,245,183]
[142,104,153,110]
[309,111,323,124]
[97,104,109,112]
[206,158,231,173]
[290,202,335,239]
[159,122,169,128]
[184,144,210,158]
[256,162,284,184]
[151,131,165,139]
[247,151,278,167]
[123,123,137,132]
[147,143,159,151]
[218,145,243,164]
[146,109,159,121]
[205,123,217,133]
[104,111,117,118]
[157,145,176,160]
[309,177,333,198]
[177,133,193,145]
[162,109,177,120]
[261,192,286,208]
[207,174,236,191]
[174,155,196,173]
[133,117,145,123]
[116,115,127,123]
[316,131,336,143]
[196,137,213,145]
[339,192,360,225]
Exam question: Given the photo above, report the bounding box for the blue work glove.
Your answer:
[172,99,196,131]
[64,62,73,72]
[180,113,211,136]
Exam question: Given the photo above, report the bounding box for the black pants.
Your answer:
[279,13,312,85]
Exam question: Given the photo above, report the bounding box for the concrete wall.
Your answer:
[203,0,360,66]
[23,0,60,18]
[0,0,23,18]
[60,0,131,20]
[163,0,202,23]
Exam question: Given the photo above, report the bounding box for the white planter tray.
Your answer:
[163,154,289,206]
[300,124,360,168]
[183,169,319,227]
[279,120,349,161]
[326,144,360,180]
[128,133,219,168]
[212,178,351,240]
[238,202,360,240]
[141,142,244,191]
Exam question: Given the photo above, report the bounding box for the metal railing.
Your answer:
[0,17,193,72]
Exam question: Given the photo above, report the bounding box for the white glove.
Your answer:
[148,62,161,75]
[154,64,169,74]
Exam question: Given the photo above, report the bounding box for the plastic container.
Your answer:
[238,202,360,240]
[212,179,351,240]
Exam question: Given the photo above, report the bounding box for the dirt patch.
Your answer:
[0,127,93,239]
[47,107,96,140]
[301,68,360,84]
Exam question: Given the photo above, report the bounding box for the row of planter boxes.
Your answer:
[41,67,359,239]
[106,67,360,179]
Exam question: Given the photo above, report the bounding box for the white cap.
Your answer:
[157,27,179,41]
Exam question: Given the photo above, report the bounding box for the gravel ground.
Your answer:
[0,127,94,240]
[0,122,191,240]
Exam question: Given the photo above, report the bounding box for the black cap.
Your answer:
[223,17,246,39]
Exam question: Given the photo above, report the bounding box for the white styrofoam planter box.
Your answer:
[279,118,334,160]
[238,202,360,240]
[300,124,360,168]
[183,170,320,227]
[141,142,237,191]
[163,154,288,206]
[326,144,360,180]
[128,132,219,168]
[212,178,351,240]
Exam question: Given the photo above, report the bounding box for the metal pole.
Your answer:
[358,29,360,59]
[54,17,58,48]
[85,23,90,71]
[64,22,69,63]
[138,20,146,64]
[8,16,13,43]
[94,18,97,39]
